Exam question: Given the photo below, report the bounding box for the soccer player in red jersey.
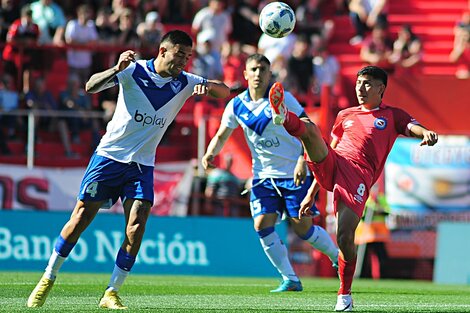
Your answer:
[269,65,438,311]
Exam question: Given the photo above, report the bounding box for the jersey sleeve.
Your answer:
[184,71,206,87]
[392,107,419,136]
[220,99,239,129]
[284,91,305,117]
[115,61,137,86]
[331,109,345,140]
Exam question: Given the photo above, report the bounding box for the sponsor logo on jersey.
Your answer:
[139,77,150,87]
[344,120,354,128]
[134,110,167,128]
[354,194,363,203]
[255,136,280,149]
[374,117,387,130]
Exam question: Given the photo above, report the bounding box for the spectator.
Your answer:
[312,38,340,107]
[221,41,249,92]
[136,11,164,59]
[30,0,66,45]
[449,11,470,79]
[192,0,232,53]
[57,74,101,157]
[295,0,334,40]
[0,73,19,152]
[115,8,140,49]
[204,154,242,216]
[281,34,314,106]
[64,4,99,87]
[389,24,423,70]
[0,0,20,42]
[95,6,118,45]
[360,23,394,73]
[192,29,224,81]
[137,0,168,25]
[348,0,388,45]
[2,4,39,93]
[24,77,58,136]
[231,0,262,47]
[258,32,296,80]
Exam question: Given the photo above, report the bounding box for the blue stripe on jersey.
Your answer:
[132,62,188,112]
[233,91,271,136]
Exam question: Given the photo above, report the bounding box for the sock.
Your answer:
[283,111,306,137]
[44,251,66,280]
[302,225,339,262]
[338,255,356,295]
[258,228,299,282]
[44,235,76,280]
[107,265,129,292]
[106,248,136,292]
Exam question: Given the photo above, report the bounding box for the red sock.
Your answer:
[338,255,356,295]
[283,111,306,137]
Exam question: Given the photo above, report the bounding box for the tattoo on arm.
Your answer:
[86,67,120,94]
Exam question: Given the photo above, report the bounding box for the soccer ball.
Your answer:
[259,2,296,38]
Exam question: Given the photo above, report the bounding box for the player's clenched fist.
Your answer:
[116,50,137,72]
[193,82,211,96]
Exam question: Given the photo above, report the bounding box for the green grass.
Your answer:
[1,272,470,312]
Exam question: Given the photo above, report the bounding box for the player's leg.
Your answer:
[254,213,303,292]
[283,177,338,266]
[100,162,154,309]
[269,82,329,163]
[290,217,339,267]
[100,198,152,309]
[334,201,361,312]
[27,200,102,308]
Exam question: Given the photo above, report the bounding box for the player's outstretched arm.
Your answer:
[192,80,230,99]
[201,125,234,170]
[409,124,438,146]
[85,50,136,94]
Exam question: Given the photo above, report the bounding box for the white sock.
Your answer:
[106,265,129,292]
[305,225,339,262]
[44,250,66,280]
[259,232,299,282]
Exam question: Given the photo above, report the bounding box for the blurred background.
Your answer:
[0,0,469,284]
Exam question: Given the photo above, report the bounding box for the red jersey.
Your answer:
[2,19,40,63]
[331,103,418,184]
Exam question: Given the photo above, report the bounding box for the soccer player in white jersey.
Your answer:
[27,30,230,309]
[202,54,338,292]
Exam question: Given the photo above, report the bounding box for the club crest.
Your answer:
[374,117,387,130]
[170,80,182,93]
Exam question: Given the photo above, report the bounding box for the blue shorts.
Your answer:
[78,153,154,208]
[249,176,315,218]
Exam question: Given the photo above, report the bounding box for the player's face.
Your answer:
[244,60,271,91]
[160,43,192,78]
[355,75,385,108]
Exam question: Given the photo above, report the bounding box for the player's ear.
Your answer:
[243,70,248,80]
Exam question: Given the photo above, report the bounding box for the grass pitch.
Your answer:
[1,272,470,312]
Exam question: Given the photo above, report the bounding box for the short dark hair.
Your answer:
[357,66,388,87]
[161,30,193,47]
[246,53,271,66]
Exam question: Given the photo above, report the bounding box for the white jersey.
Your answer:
[222,89,306,179]
[96,59,205,166]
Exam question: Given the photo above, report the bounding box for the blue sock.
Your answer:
[298,226,315,240]
[55,235,76,257]
[116,248,136,271]
[257,226,275,238]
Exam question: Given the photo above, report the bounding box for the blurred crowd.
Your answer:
[0,0,468,157]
